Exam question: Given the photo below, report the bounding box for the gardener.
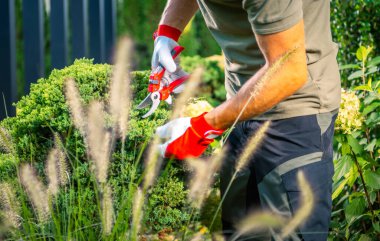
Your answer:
[152,0,341,240]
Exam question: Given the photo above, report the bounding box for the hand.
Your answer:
[156,112,224,160]
[151,25,182,73]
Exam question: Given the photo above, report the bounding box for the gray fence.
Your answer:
[0,0,117,120]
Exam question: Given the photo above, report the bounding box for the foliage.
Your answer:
[331,0,380,85]
[331,46,380,240]
[145,165,190,232]
[0,59,191,239]
[181,55,226,106]
[117,1,220,69]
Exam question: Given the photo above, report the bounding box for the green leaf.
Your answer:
[358,234,372,241]
[354,85,372,92]
[356,46,366,61]
[366,66,378,76]
[332,178,348,200]
[362,102,380,116]
[341,142,351,155]
[347,135,363,154]
[367,56,380,67]
[363,170,380,190]
[339,64,360,70]
[348,70,363,80]
[344,196,366,221]
[356,46,373,62]
[364,139,376,152]
[373,222,380,232]
[333,155,354,181]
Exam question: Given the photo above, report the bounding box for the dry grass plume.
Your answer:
[46,148,59,196]
[171,67,203,120]
[65,78,87,137]
[101,184,114,235]
[235,121,270,172]
[87,101,111,184]
[109,37,133,141]
[0,183,21,228]
[280,171,314,238]
[19,164,50,222]
[187,148,225,209]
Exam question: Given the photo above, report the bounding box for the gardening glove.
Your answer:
[152,25,182,73]
[156,112,224,160]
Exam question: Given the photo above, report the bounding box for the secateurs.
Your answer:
[137,45,189,118]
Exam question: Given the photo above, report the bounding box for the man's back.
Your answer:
[197,0,341,119]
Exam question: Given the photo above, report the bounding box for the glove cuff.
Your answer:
[153,24,182,42]
[191,112,225,139]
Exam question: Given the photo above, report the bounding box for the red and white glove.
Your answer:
[152,25,182,73]
[156,112,224,160]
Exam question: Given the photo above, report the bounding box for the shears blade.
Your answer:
[136,93,152,109]
[141,92,160,118]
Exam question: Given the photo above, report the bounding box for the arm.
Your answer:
[159,0,199,31]
[204,20,308,129]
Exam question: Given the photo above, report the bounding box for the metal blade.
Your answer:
[142,92,160,118]
[136,93,152,109]
[165,95,172,105]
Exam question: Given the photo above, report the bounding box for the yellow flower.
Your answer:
[335,89,363,134]
[182,99,214,117]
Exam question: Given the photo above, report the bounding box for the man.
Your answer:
[152,0,341,240]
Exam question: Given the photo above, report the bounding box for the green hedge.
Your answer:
[0,59,189,232]
[331,0,380,84]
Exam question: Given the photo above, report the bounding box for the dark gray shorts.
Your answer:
[221,111,338,241]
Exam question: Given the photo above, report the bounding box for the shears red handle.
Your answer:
[148,45,185,93]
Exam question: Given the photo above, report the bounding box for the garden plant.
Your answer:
[0,38,322,241]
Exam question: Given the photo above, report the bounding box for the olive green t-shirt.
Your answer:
[197,0,341,119]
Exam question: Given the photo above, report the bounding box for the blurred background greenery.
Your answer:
[13,0,380,96]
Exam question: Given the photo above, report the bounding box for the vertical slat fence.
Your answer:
[0,0,17,118]
[0,0,117,120]
[22,0,45,94]
[89,0,106,63]
[51,0,69,69]
[70,0,89,59]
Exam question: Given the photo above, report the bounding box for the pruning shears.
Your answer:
[137,45,189,118]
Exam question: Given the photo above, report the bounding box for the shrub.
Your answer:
[181,55,226,106]
[331,0,380,85]
[0,59,190,235]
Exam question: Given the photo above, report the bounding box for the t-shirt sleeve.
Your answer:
[243,0,303,35]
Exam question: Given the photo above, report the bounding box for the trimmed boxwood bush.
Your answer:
[0,58,189,232]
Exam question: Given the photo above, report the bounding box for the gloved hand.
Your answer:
[152,25,182,73]
[156,112,224,160]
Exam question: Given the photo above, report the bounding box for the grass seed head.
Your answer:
[171,67,204,120]
[19,164,50,222]
[64,78,87,137]
[53,133,69,186]
[87,101,111,183]
[235,121,270,173]
[280,171,314,238]
[187,148,224,209]
[0,127,15,154]
[0,183,21,228]
[131,188,144,240]
[235,212,286,239]
[143,136,162,190]
[110,37,133,141]
[101,184,114,235]
[46,148,59,196]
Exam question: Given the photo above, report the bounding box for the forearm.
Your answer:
[205,46,307,130]
[159,0,199,31]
